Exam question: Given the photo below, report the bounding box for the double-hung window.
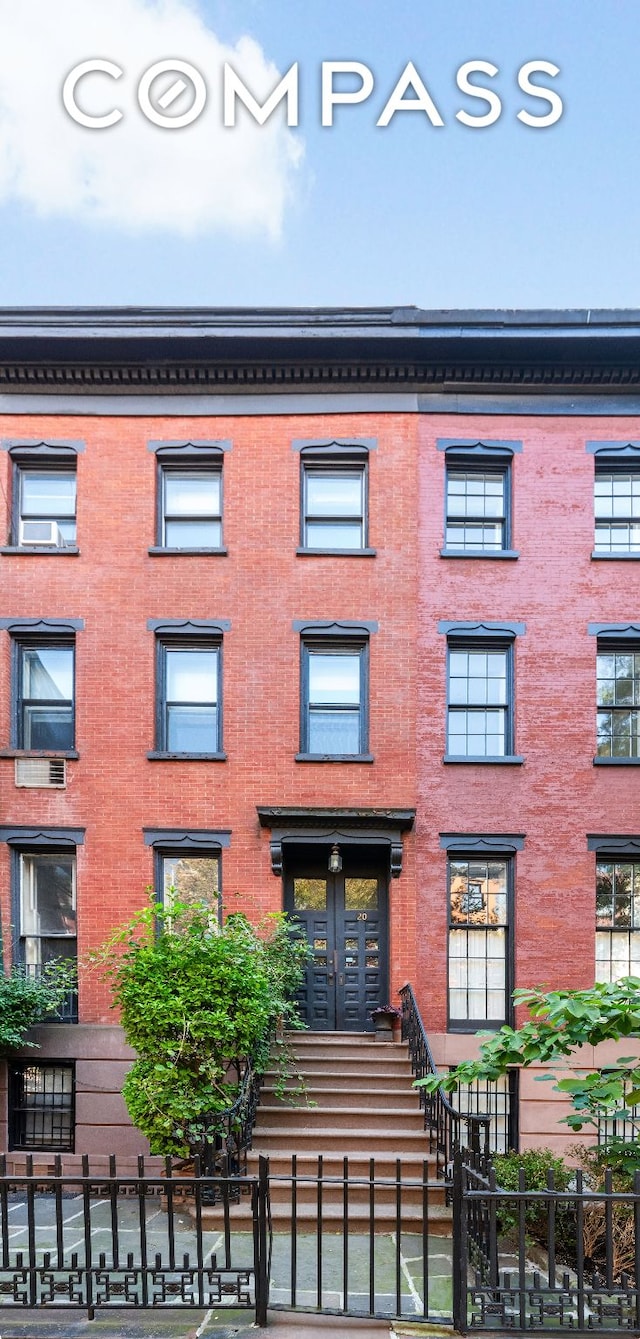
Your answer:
[18,850,78,1022]
[443,622,523,762]
[445,470,507,551]
[152,442,227,552]
[296,621,375,760]
[443,840,517,1031]
[592,444,640,555]
[440,441,518,557]
[596,644,640,759]
[298,442,372,553]
[17,640,75,751]
[151,620,228,758]
[595,858,640,981]
[144,830,228,922]
[6,442,80,550]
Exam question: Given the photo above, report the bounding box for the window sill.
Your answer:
[147,751,227,761]
[0,748,79,759]
[448,1021,507,1034]
[148,547,228,556]
[591,552,640,560]
[443,754,525,765]
[593,756,640,765]
[296,547,377,557]
[295,752,375,763]
[440,548,519,560]
[0,546,80,556]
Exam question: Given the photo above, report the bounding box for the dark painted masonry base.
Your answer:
[0,1027,146,1169]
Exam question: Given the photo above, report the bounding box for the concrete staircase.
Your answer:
[199,1032,450,1234]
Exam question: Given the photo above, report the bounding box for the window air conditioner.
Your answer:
[19,520,65,546]
[15,758,67,788]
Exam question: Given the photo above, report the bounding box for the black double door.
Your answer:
[284,851,389,1031]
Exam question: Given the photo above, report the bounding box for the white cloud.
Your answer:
[0,0,304,238]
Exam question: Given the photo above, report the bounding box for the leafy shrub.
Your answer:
[492,1147,573,1248]
[95,901,310,1156]
[0,962,77,1051]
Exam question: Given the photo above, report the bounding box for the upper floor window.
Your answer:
[149,621,228,758]
[16,640,75,751]
[17,468,76,548]
[150,441,228,553]
[297,441,373,553]
[161,468,222,548]
[596,859,640,981]
[160,643,221,753]
[596,647,640,759]
[445,468,507,551]
[439,440,519,558]
[303,467,366,549]
[594,469,640,555]
[442,621,524,763]
[447,645,510,757]
[295,620,376,760]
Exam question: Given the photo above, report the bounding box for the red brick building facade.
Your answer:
[0,308,639,1162]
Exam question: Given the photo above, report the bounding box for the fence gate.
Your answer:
[0,1154,270,1323]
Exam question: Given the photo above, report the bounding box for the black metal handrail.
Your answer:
[399,982,490,1180]
[196,1051,264,1184]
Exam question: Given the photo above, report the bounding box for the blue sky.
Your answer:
[0,0,638,309]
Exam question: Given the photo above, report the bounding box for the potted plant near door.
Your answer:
[370,1004,402,1041]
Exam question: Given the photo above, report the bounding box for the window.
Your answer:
[303,466,366,549]
[448,1070,518,1154]
[597,648,640,758]
[159,643,221,753]
[596,859,640,981]
[18,851,77,1022]
[16,639,74,750]
[150,622,228,757]
[297,441,372,553]
[16,468,76,547]
[447,646,510,757]
[445,468,507,551]
[161,468,222,548]
[151,441,228,553]
[594,470,640,554]
[300,640,369,757]
[9,1062,74,1151]
[161,852,220,913]
[448,856,510,1030]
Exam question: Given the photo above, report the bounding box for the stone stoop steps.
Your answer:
[198,1032,451,1235]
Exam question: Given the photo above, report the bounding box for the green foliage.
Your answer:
[491,1148,574,1246]
[417,977,640,1133]
[94,900,311,1156]
[0,962,77,1051]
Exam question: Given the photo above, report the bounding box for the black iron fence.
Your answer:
[453,1146,640,1333]
[399,983,490,1177]
[0,1152,269,1323]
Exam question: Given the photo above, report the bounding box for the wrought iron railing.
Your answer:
[399,982,490,1180]
[196,1051,264,1185]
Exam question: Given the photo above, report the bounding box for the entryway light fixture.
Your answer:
[328,843,342,874]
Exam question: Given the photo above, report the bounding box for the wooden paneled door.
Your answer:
[284,851,389,1031]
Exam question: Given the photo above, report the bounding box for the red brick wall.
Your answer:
[417,414,640,1035]
[0,411,419,1025]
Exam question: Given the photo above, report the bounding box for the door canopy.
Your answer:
[256,806,415,879]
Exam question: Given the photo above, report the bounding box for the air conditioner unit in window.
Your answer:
[15,758,66,788]
[19,520,65,547]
